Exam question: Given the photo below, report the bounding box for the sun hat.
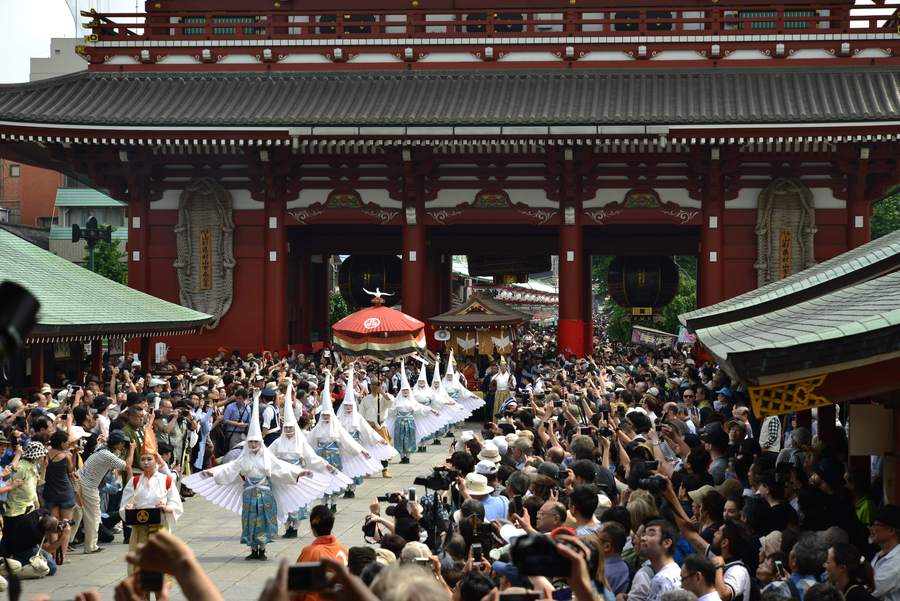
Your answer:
[22,441,48,460]
[475,459,499,477]
[687,484,717,504]
[478,442,502,464]
[40,384,52,395]
[464,473,493,496]
[492,435,509,456]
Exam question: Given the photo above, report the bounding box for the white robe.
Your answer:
[119,470,184,531]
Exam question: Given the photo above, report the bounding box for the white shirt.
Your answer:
[359,392,393,424]
[648,561,682,601]
[706,546,751,601]
[699,592,723,601]
[119,471,184,531]
[492,371,514,391]
[873,544,900,601]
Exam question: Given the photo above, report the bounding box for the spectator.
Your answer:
[681,554,723,601]
[641,519,682,601]
[825,543,878,601]
[296,505,350,601]
[871,505,900,601]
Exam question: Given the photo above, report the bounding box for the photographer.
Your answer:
[366,493,425,545]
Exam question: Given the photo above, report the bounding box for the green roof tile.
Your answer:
[55,188,127,208]
[0,230,210,338]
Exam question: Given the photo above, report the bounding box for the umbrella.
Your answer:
[332,291,425,359]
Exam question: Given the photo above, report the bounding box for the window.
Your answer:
[9,164,20,177]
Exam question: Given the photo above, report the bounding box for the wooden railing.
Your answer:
[82,4,898,42]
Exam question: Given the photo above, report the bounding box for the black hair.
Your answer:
[570,484,600,519]
[380,533,407,559]
[599,521,628,554]
[571,459,598,484]
[309,504,335,536]
[682,553,717,586]
[645,519,678,556]
[458,571,496,601]
[803,584,844,601]
[49,429,68,450]
[599,504,630,531]
[830,543,874,591]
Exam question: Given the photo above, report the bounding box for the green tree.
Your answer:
[329,291,352,325]
[872,191,900,240]
[84,226,127,284]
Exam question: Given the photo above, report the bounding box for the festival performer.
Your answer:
[412,357,444,451]
[445,350,486,417]
[269,381,352,539]
[307,371,381,509]
[183,392,317,561]
[337,367,398,481]
[119,427,183,574]
[385,361,443,464]
[490,356,516,418]
[431,355,471,433]
[359,377,395,478]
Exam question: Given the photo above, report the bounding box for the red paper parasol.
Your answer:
[332,290,425,359]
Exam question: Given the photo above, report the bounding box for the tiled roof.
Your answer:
[429,293,531,327]
[0,229,210,339]
[55,188,127,208]
[0,68,898,127]
[681,227,900,331]
[695,270,900,381]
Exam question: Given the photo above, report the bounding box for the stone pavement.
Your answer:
[22,438,455,601]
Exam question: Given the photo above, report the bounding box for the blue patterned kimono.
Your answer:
[393,411,417,456]
[241,476,278,546]
[349,432,364,486]
[316,440,344,501]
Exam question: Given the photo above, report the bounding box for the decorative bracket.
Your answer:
[748,375,831,417]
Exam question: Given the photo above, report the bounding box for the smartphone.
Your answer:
[580,426,592,435]
[646,460,659,471]
[472,543,483,562]
[500,593,541,601]
[288,562,327,592]
[513,494,524,516]
[413,557,432,570]
[553,399,563,408]
[408,487,416,502]
[774,560,787,578]
[139,570,163,593]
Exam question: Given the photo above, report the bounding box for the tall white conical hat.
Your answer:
[399,359,412,391]
[415,356,429,388]
[338,365,362,430]
[431,355,443,389]
[320,371,335,415]
[246,390,263,443]
[311,370,339,440]
[447,350,457,376]
[283,380,298,429]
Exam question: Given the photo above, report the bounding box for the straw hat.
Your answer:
[464,473,493,496]
[477,442,502,464]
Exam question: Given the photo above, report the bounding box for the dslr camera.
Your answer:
[510,533,600,579]
[414,467,458,491]
[627,459,667,494]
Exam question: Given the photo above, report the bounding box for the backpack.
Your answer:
[724,560,760,601]
[133,474,173,490]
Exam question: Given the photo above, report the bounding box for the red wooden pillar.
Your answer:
[847,149,871,250]
[264,190,289,353]
[310,256,330,345]
[127,192,149,293]
[699,148,725,307]
[817,404,836,446]
[30,343,45,389]
[401,153,426,320]
[140,337,151,371]
[441,253,453,313]
[582,252,594,352]
[70,342,84,384]
[557,149,585,357]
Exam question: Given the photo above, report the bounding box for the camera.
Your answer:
[627,459,666,494]
[510,533,600,579]
[362,515,379,540]
[288,562,327,592]
[414,467,458,491]
[377,492,404,504]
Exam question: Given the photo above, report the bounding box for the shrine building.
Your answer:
[0,0,898,357]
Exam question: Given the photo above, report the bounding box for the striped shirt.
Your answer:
[77,448,126,490]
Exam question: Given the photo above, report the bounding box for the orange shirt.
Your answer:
[295,535,349,601]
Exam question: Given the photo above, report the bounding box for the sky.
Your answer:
[0,0,897,84]
[0,0,137,83]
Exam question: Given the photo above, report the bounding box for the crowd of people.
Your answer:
[0,324,894,601]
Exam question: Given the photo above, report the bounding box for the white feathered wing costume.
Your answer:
[385,359,445,444]
[183,391,319,523]
[432,356,471,423]
[268,381,352,497]
[337,367,398,463]
[447,350,486,413]
[307,371,382,479]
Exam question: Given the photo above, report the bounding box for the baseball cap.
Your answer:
[475,459,499,477]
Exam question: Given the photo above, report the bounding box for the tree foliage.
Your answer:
[84,226,127,284]
[872,191,900,240]
[329,291,352,325]
[594,255,697,343]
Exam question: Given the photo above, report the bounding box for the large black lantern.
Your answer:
[607,256,679,313]
[338,255,402,308]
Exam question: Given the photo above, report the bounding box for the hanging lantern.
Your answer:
[338,255,402,308]
[607,256,679,314]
